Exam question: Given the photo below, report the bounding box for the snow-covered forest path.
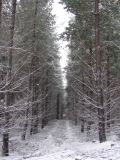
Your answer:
[1,120,120,160]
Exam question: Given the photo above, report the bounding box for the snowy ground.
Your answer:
[0,120,120,160]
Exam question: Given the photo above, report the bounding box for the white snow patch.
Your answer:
[0,120,120,160]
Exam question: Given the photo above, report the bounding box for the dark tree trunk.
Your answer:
[0,0,2,126]
[30,0,39,134]
[81,71,85,132]
[56,93,63,120]
[30,57,39,134]
[41,67,46,129]
[81,119,85,133]
[22,120,28,140]
[41,68,49,128]
[86,43,94,136]
[2,133,9,156]
[22,104,29,140]
[56,93,60,119]
[87,121,91,141]
[0,0,2,28]
[72,96,77,125]
[106,37,111,129]
[3,0,17,156]
[74,99,78,126]
[95,0,106,143]
[44,69,49,125]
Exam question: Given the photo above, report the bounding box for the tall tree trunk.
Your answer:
[73,97,76,125]
[56,92,63,120]
[56,93,60,119]
[22,107,29,140]
[81,71,85,132]
[41,67,47,129]
[42,68,48,127]
[45,69,49,124]
[95,0,106,143]
[2,0,17,156]
[106,37,111,129]
[0,0,2,123]
[41,67,45,129]
[22,92,29,140]
[86,44,93,139]
[0,0,2,28]
[30,0,39,135]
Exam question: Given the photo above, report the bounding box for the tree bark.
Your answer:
[2,0,17,156]
[86,43,93,137]
[41,67,46,129]
[0,0,2,28]
[44,69,49,124]
[0,0,2,124]
[56,93,60,119]
[106,37,111,129]
[41,68,49,128]
[30,0,39,135]
[95,0,106,143]
[81,71,85,132]
[22,100,29,140]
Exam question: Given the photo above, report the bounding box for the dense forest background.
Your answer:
[63,0,120,143]
[0,0,64,156]
[0,0,120,158]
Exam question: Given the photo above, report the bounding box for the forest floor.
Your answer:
[0,120,120,160]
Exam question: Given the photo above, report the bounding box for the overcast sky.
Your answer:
[52,0,71,70]
[52,0,72,86]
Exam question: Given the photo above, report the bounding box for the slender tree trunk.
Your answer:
[0,0,2,124]
[106,38,111,129]
[81,71,85,132]
[56,93,60,119]
[22,92,29,140]
[81,119,85,132]
[22,107,29,140]
[30,0,39,134]
[86,43,93,137]
[73,98,78,125]
[95,0,106,143]
[87,121,91,141]
[41,67,46,129]
[0,0,2,28]
[42,68,49,127]
[2,0,17,156]
[45,69,49,124]
[56,92,63,120]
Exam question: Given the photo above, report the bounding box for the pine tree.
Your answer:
[61,0,120,142]
[2,0,17,156]
[0,0,2,28]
